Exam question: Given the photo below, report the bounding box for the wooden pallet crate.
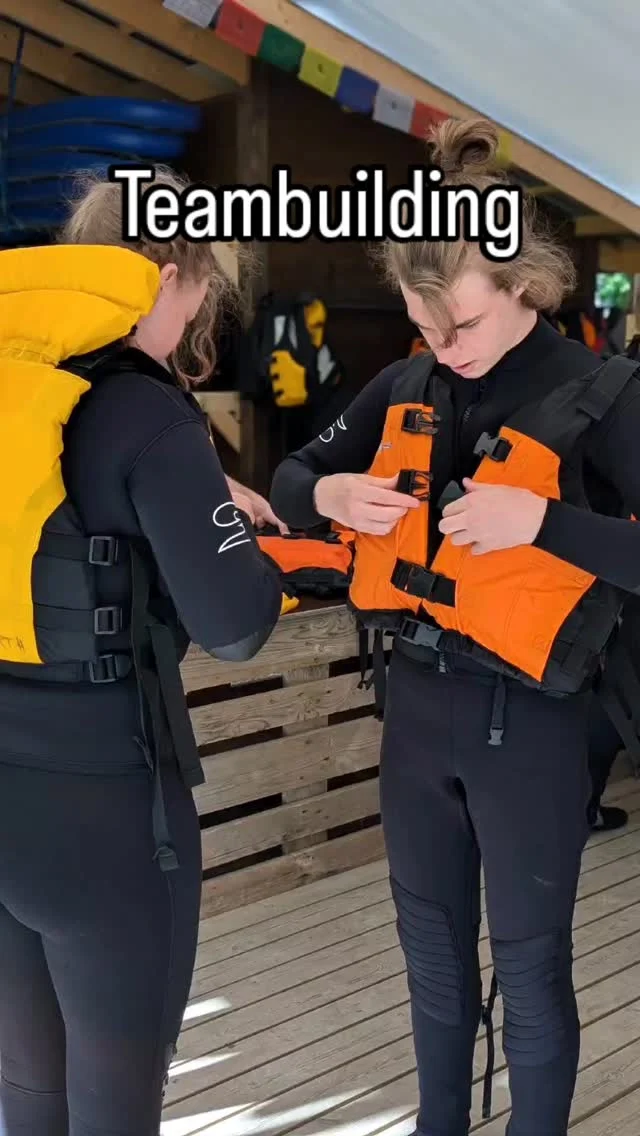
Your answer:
[180,601,386,917]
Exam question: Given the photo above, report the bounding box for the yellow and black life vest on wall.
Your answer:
[348,351,639,698]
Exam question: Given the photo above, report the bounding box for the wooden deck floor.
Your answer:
[162,774,640,1136]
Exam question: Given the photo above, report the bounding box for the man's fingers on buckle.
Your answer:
[365,487,419,507]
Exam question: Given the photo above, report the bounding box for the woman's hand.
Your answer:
[228,478,289,533]
[438,479,548,555]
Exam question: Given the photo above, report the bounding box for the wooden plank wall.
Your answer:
[180,603,386,918]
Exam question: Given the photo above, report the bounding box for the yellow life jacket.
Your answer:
[349,350,638,698]
[0,243,206,870]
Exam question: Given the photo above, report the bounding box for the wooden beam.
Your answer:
[196,391,242,452]
[0,0,224,100]
[575,215,633,239]
[0,20,163,98]
[526,184,555,197]
[84,0,248,86]
[0,56,71,102]
[599,238,640,276]
[243,0,640,236]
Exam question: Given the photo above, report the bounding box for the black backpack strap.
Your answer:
[576,355,640,422]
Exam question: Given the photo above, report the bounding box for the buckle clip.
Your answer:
[401,408,439,435]
[474,432,512,462]
[398,618,444,653]
[89,535,119,566]
[94,606,122,635]
[88,654,119,683]
[397,469,432,500]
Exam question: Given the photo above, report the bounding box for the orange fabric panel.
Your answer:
[348,402,433,615]
[425,428,596,681]
[257,535,353,574]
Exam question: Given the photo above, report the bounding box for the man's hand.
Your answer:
[227,477,289,533]
[313,473,420,534]
[438,478,548,555]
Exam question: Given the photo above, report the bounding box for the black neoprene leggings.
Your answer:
[0,758,202,1136]
[380,643,592,1136]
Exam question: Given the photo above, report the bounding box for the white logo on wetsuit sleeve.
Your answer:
[318,415,347,443]
[212,500,252,553]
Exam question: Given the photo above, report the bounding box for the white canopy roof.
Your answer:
[293,0,639,208]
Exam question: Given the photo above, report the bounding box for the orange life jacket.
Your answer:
[348,351,639,696]
[257,528,355,599]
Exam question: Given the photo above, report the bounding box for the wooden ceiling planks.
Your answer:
[0,0,248,104]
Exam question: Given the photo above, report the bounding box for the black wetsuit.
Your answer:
[270,316,640,1136]
[0,349,282,1136]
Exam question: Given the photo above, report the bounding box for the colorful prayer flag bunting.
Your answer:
[372,86,414,132]
[214,0,266,55]
[336,67,377,115]
[298,45,342,98]
[257,25,305,72]
[210,0,463,146]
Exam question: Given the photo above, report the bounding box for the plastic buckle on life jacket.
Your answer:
[93,606,123,635]
[401,408,439,435]
[473,432,512,462]
[88,654,120,683]
[398,618,443,651]
[396,469,432,501]
[89,535,119,566]
[392,560,456,606]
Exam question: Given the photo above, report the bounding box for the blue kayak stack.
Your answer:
[0,95,203,246]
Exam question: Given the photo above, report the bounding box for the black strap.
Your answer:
[488,675,506,745]
[0,653,132,684]
[392,561,456,605]
[148,621,204,790]
[129,542,179,873]
[358,626,370,688]
[576,356,640,422]
[357,627,387,720]
[38,531,121,566]
[481,971,499,1119]
[371,630,386,719]
[33,603,125,636]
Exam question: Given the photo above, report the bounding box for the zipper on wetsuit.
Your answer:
[456,378,488,480]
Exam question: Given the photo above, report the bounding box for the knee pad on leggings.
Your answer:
[390,876,463,1026]
[491,929,573,1067]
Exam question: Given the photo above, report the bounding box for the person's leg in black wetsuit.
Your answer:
[380,644,591,1136]
[0,758,202,1136]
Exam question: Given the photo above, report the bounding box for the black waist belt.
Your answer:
[395,618,496,681]
[395,618,507,746]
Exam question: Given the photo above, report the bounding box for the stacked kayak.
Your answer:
[0,95,202,246]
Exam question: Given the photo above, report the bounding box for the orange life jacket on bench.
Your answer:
[348,351,639,696]
[258,528,355,600]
